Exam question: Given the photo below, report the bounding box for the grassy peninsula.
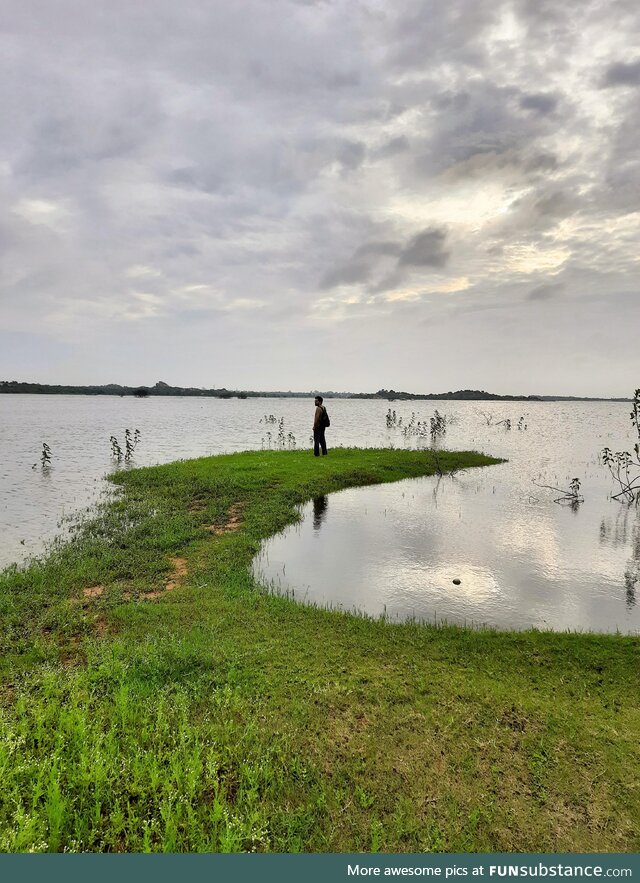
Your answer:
[0,448,638,852]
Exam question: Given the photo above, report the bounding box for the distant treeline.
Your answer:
[0,380,249,398]
[0,380,628,401]
[373,388,543,401]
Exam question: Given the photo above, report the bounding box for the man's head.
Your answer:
[315,395,323,406]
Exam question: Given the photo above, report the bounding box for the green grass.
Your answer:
[0,447,639,853]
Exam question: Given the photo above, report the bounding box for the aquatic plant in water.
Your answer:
[479,411,526,430]
[110,436,123,462]
[110,429,141,463]
[602,388,640,503]
[385,409,404,429]
[124,428,141,461]
[34,442,52,469]
[532,477,583,507]
[401,413,429,439]
[430,410,447,439]
[385,408,449,443]
[260,416,296,450]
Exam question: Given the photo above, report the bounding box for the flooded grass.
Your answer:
[0,447,639,852]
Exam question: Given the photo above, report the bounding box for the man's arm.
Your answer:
[313,406,323,429]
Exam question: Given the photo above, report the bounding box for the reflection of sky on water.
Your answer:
[254,469,640,634]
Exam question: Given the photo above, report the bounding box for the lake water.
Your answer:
[1,395,639,632]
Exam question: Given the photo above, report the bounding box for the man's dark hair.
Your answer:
[316,395,323,403]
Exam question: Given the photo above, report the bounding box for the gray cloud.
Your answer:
[527,282,564,301]
[403,78,567,187]
[438,147,558,183]
[320,260,372,290]
[601,60,640,88]
[336,139,366,172]
[519,93,559,114]
[319,239,402,290]
[371,135,411,160]
[320,229,448,291]
[354,241,402,258]
[494,186,582,237]
[398,228,450,268]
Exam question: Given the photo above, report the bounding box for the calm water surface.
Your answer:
[2,395,638,632]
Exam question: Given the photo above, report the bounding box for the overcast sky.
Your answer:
[1,1,639,395]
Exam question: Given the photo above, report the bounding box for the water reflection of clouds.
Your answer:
[421,564,501,602]
[256,469,640,633]
[496,514,562,575]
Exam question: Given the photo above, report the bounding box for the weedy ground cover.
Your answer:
[0,448,638,852]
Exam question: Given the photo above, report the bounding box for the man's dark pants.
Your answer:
[313,428,327,456]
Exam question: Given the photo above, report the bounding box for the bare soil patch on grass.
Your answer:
[142,556,189,600]
[207,502,244,535]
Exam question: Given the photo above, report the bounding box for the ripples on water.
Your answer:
[1,395,639,632]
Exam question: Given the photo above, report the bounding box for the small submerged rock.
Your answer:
[452,578,461,585]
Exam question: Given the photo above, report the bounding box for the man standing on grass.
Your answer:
[313,395,329,457]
